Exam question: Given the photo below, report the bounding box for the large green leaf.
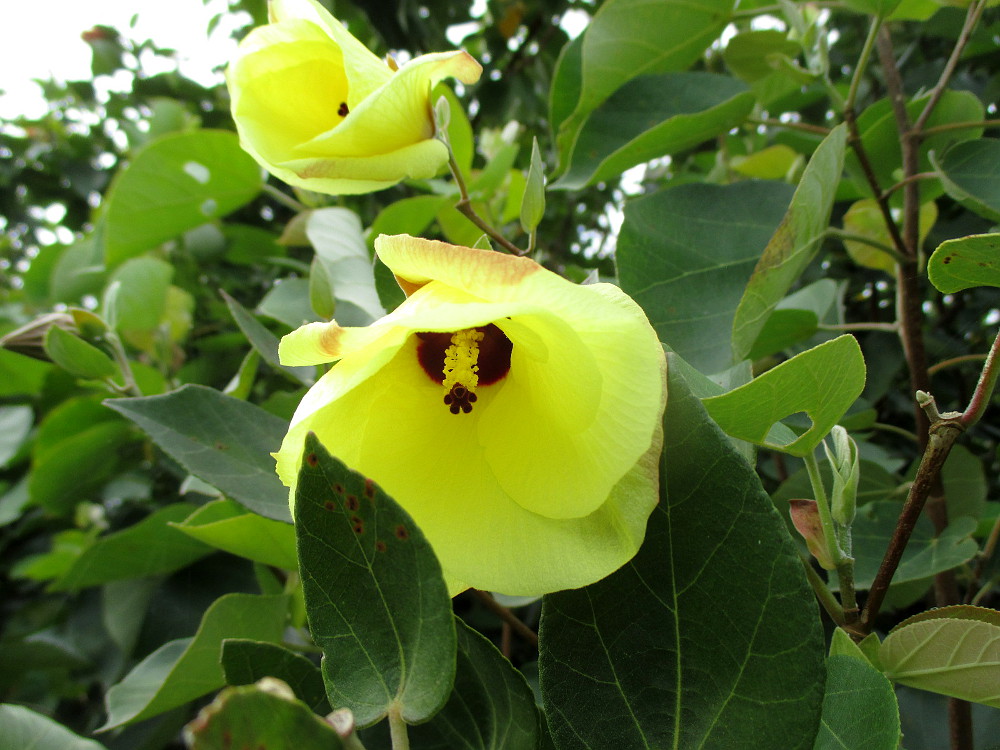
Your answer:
[174,499,298,569]
[43,326,117,380]
[221,290,314,385]
[106,385,291,522]
[407,619,540,750]
[927,233,1000,293]
[617,180,794,374]
[294,434,455,726]
[702,335,866,457]
[184,679,344,750]
[103,130,263,266]
[814,630,900,750]
[732,124,847,359]
[848,502,978,590]
[0,704,107,750]
[51,503,211,591]
[0,406,32,468]
[551,0,734,177]
[221,639,329,714]
[539,354,825,749]
[102,593,288,729]
[553,73,753,190]
[933,139,1000,221]
[881,606,1000,708]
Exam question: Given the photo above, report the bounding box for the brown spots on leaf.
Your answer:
[364,478,376,499]
[324,500,335,511]
[345,495,359,511]
[351,516,364,534]
[215,441,227,451]
[333,483,345,494]
[394,524,409,541]
[942,255,953,264]
[375,540,387,553]
[222,730,232,748]
[306,452,318,467]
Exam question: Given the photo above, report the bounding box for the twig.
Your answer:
[447,152,527,256]
[470,589,539,648]
[880,172,939,201]
[920,118,1000,137]
[960,327,1000,428]
[929,353,989,376]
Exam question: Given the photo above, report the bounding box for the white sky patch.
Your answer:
[1,0,245,120]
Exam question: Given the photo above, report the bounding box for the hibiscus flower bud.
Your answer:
[274,235,668,597]
[226,0,482,195]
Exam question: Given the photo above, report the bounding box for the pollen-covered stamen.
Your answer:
[441,328,483,414]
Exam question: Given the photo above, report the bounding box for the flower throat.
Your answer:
[416,324,513,414]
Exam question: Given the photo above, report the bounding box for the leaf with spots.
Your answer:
[294,434,456,726]
[927,233,1000,293]
[103,129,263,267]
[105,385,291,522]
[538,353,826,749]
[221,639,330,714]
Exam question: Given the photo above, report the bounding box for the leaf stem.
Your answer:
[388,706,410,750]
[824,228,907,264]
[262,183,308,213]
[845,17,881,113]
[104,331,142,397]
[800,555,846,627]
[446,151,527,256]
[919,118,1000,137]
[960,327,1000,428]
[471,589,539,648]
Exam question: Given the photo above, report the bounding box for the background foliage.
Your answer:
[3,0,1000,748]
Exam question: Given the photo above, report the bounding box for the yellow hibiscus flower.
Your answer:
[226,0,482,195]
[274,235,667,596]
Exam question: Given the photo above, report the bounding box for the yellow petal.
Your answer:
[227,21,348,167]
[267,0,392,103]
[299,51,482,158]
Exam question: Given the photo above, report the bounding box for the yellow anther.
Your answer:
[442,328,483,414]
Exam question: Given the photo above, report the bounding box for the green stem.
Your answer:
[801,555,846,627]
[920,118,1000,137]
[845,17,882,113]
[388,706,410,750]
[105,331,142,397]
[825,227,907,264]
[262,183,308,213]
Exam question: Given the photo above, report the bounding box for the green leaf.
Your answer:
[732,124,847,359]
[407,618,540,750]
[732,144,803,180]
[221,639,329,714]
[881,607,1000,708]
[29,397,131,515]
[43,326,117,380]
[848,502,977,590]
[184,679,343,750]
[748,278,841,360]
[927,233,1000,293]
[814,630,900,750]
[0,704,107,750]
[103,256,173,334]
[552,0,734,177]
[0,405,32,468]
[701,335,866,457]
[0,348,51,398]
[552,72,753,190]
[258,277,317,328]
[724,30,802,83]
[174,499,298,569]
[617,180,795,374]
[101,593,288,729]
[220,290,314,386]
[841,199,937,273]
[51,503,211,591]
[105,385,292,522]
[520,137,546,234]
[294,434,456,726]
[305,207,385,325]
[932,138,1000,221]
[941,444,986,522]
[103,130,263,266]
[539,354,825,748]
[841,0,904,16]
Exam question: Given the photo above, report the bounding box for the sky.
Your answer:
[0,0,246,119]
